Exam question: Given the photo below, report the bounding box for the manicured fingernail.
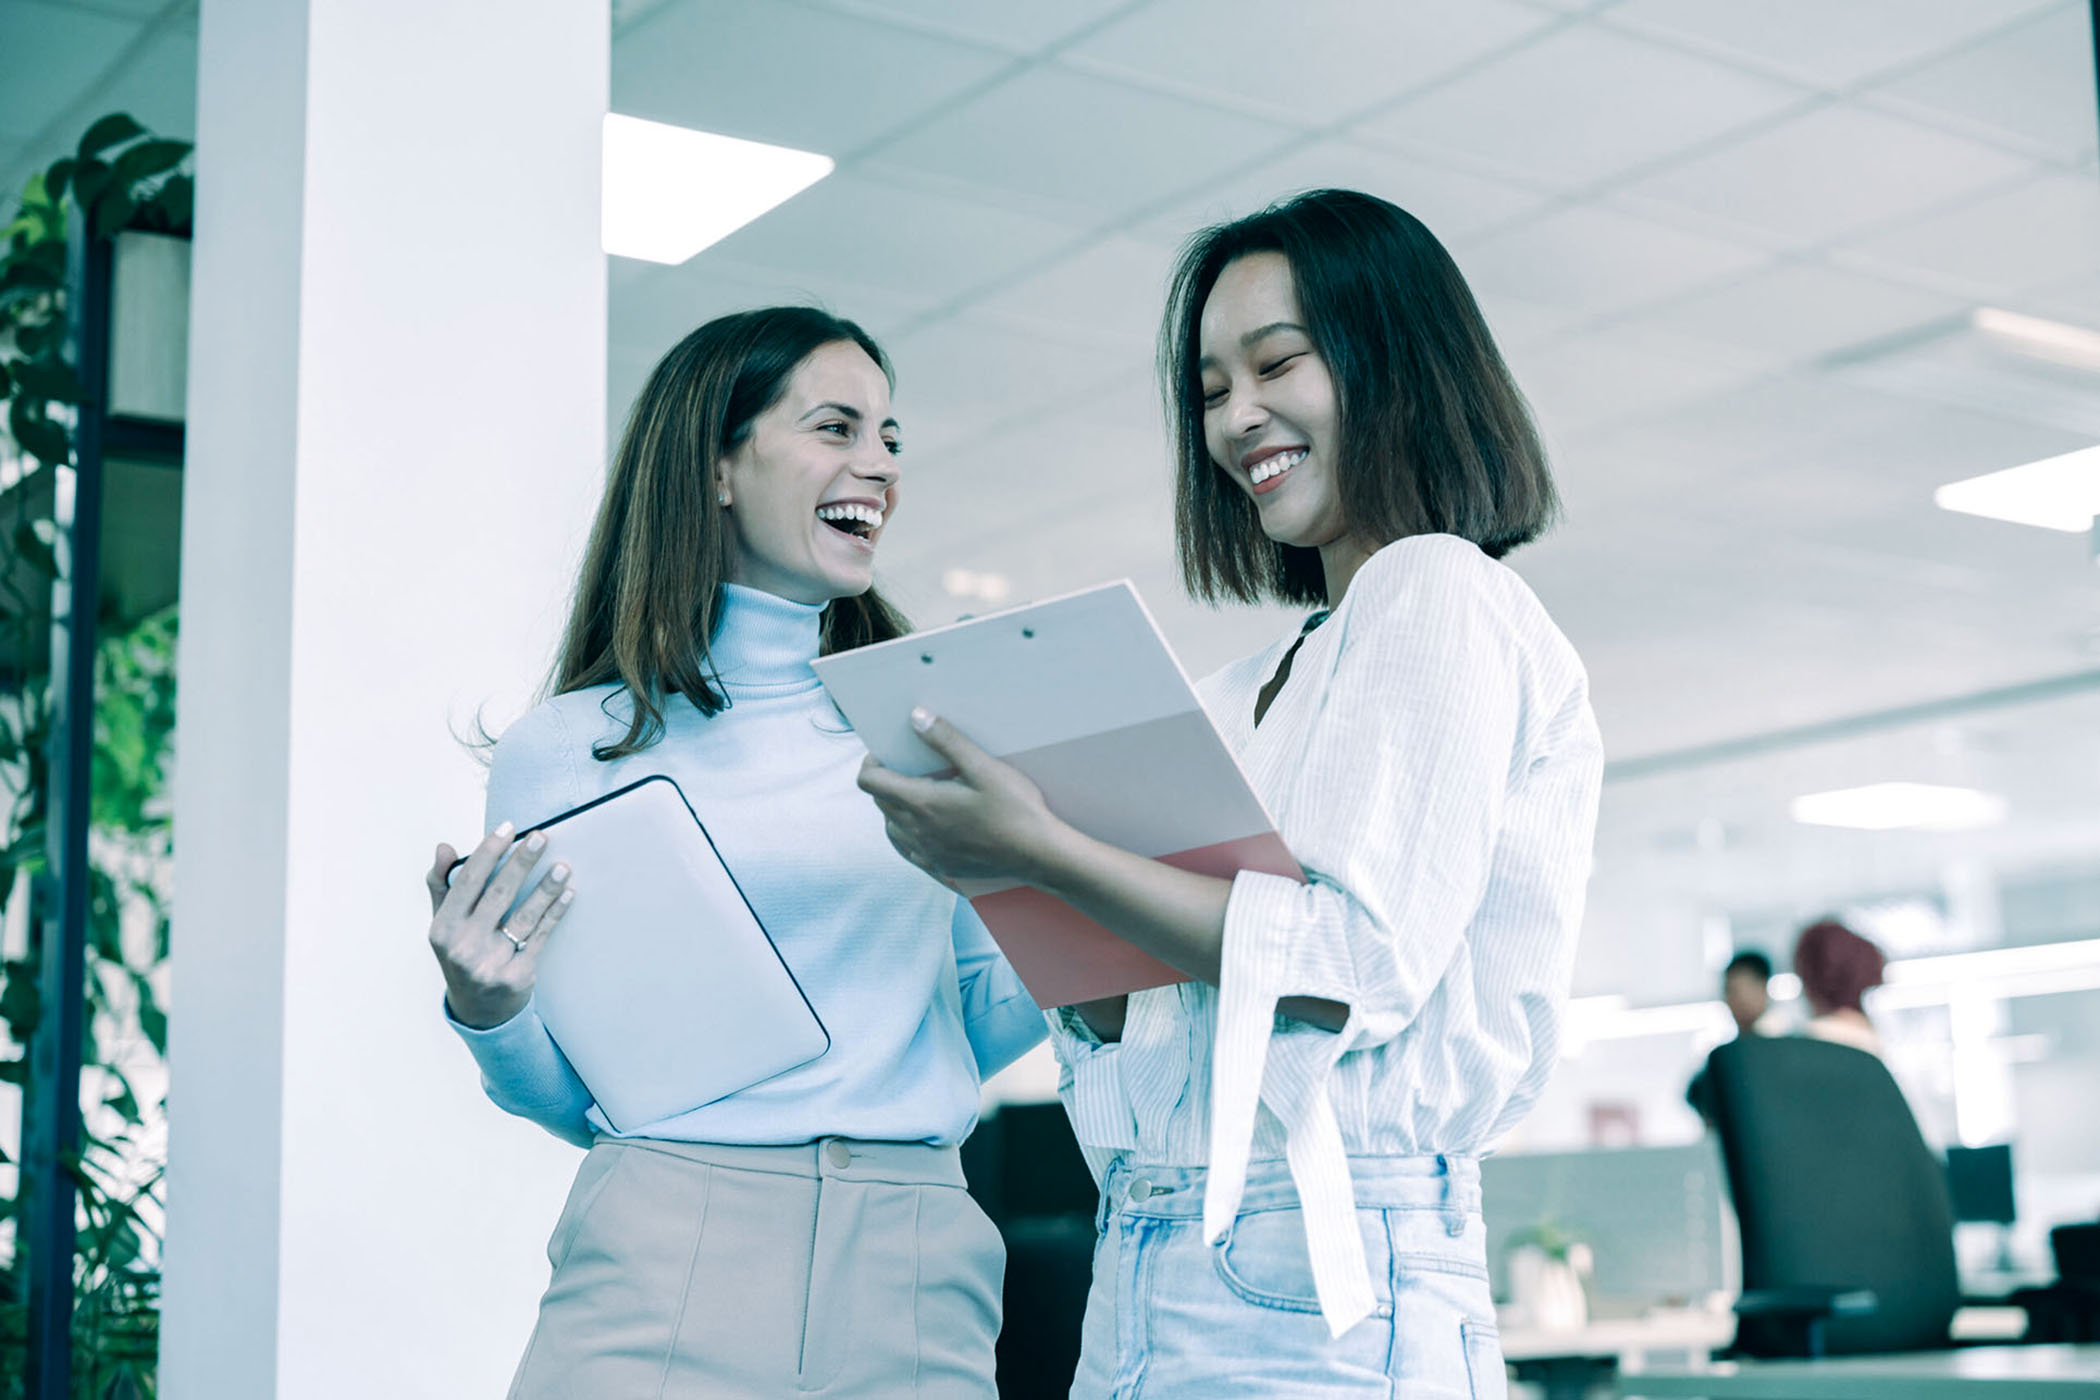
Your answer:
[550,863,570,882]
[910,707,934,733]
[525,831,546,851]
[558,889,575,905]
[493,821,515,839]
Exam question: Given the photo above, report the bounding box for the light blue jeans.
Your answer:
[1069,1154,1507,1398]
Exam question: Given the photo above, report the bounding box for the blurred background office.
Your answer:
[3,1,2099,1396]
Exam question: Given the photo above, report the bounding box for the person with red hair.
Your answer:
[1793,918,1889,1055]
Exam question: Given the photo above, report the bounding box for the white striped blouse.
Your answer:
[1048,533,1604,1338]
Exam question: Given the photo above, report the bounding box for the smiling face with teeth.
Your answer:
[1197,252,1371,593]
[715,339,902,606]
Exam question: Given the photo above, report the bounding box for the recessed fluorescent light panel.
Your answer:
[601,113,832,265]
[1789,782,2008,833]
[1936,444,2100,534]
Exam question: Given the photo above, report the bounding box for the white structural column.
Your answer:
[164,3,608,1395]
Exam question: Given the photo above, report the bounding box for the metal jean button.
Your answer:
[1127,1176,1155,1202]
[825,1140,852,1169]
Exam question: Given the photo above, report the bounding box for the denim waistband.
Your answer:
[1095,1152,1481,1231]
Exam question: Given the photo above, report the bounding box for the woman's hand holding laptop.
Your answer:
[425,823,576,1030]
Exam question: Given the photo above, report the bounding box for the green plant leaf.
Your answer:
[70,156,112,219]
[11,355,79,404]
[103,1076,141,1128]
[8,402,71,472]
[12,516,61,577]
[76,114,145,163]
[90,183,138,242]
[0,358,11,398]
[44,156,75,203]
[0,256,62,295]
[0,1053,24,1085]
[109,138,190,189]
[149,171,194,232]
[138,995,166,1058]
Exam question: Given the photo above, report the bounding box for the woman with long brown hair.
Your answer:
[423,306,1043,1396]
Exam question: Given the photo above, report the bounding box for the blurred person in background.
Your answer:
[1723,949,1774,1037]
[1688,949,1775,1123]
[1793,918,1888,1056]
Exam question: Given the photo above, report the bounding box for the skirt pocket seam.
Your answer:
[546,1146,629,1276]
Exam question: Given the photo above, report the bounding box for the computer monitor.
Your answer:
[1945,1143,2017,1225]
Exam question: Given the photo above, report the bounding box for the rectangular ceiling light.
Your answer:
[1789,782,2008,832]
[1972,307,2100,374]
[1935,444,2100,533]
[601,113,832,265]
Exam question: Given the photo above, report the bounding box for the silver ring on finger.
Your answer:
[501,926,530,954]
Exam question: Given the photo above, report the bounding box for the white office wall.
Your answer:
[163,2,608,1394]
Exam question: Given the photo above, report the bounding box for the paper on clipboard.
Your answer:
[812,580,1303,1007]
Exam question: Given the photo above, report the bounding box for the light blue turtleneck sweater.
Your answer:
[449,583,1044,1148]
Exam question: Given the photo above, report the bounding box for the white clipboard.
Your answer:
[813,581,1302,1006]
[461,775,829,1131]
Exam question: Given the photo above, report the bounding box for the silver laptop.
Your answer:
[467,775,828,1132]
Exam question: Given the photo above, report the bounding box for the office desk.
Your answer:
[1619,1343,2100,1398]
[1501,1309,1738,1364]
[1498,1309,1736,1400]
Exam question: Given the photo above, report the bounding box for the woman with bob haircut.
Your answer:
[423,306,1044,1397]
[1793,918,1888,1056]
[861,189,1605,1394]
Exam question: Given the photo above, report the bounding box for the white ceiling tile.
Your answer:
[0,4,142,136]
[1061,0,1553,126]
[1507,329,1757,437]
[1640,262,1968,365]
[967,233,1181,350]
[1623,105,2035,246]
[1460,204,1769,321]
[1354,25,1805,189]
[813,0,1136,53]
[1867,3,2098,164]
[871,66,1298,224]
[1841,171,2100,300]
[1607,0,2062,89]
[613,0,1006,157]
[706,172,1082,306]
[608,256,926,372]
[881,312,1145,459]
[1141,139,1548,247]
[1473,291,1581,350]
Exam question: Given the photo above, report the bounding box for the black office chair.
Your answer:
[1702,1034,1963,1358]
[962,1102,1099,1398]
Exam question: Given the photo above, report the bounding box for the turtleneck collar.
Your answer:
[709,583,825,696]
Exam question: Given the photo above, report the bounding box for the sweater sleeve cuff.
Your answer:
[445,996,571,1098]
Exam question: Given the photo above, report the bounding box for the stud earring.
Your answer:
[718,493,730,507]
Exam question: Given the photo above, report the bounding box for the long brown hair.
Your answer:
[555,307,910,759]
[1160,188,1558,606]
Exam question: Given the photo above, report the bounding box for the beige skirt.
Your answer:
[508,1137,1004,1399]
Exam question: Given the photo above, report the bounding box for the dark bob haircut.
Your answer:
[1793,919,1887,1015]
[1160,188,1557,606]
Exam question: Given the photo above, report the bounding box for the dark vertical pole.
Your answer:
[22,218,111,1400]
